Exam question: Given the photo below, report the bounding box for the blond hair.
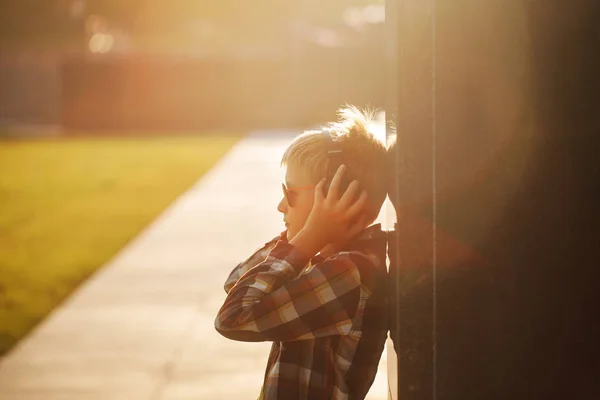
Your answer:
[281,105,388,214]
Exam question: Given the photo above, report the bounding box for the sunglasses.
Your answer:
[281,183,315,207]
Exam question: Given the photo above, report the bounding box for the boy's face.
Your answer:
[278,164,316,241]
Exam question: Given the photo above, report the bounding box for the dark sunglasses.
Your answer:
[281,183,315,207]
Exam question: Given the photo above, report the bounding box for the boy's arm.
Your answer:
[215,240,366,342]
[223,231,287,293]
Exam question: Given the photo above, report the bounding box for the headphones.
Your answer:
[321,128,351,194]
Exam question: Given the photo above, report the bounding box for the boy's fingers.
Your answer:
[360,213,370,227]
[338,180,361,209]
[327,165,346,200]
[314,178,326,203]
[346,190,369,219]
[348,213,370,237]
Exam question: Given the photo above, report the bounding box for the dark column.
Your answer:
[387,0,600,399]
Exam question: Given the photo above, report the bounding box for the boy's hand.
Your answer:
[290,165,369,258]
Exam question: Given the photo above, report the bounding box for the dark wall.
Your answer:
[388,0,600,399]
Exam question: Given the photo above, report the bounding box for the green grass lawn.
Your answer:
[0,135,240,355]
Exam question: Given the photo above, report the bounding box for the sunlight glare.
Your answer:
[89,33,114,54]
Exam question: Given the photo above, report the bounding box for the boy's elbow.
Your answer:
[214,304,267,342]
[214,321,266,342]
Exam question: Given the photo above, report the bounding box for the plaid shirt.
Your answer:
[215,224,389,400]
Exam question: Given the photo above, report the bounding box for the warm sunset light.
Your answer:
[1,1,389,399]
[89,32,114,53]
[3,1,597,400]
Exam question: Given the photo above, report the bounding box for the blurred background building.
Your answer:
[0,0,387,132]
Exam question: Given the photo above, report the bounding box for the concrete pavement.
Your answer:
[0,130,392,400]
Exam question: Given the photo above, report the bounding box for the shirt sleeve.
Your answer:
[223,231,287,293]
[215,240,364,342]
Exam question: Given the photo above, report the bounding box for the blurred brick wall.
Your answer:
[0,49,385,131]
[0,52,61,125]
[61,50,385,131]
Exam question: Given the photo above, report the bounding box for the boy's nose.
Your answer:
[277,197,287,213]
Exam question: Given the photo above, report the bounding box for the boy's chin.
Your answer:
[286,229,299,242]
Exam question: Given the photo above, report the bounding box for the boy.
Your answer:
[215,106,389,399]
